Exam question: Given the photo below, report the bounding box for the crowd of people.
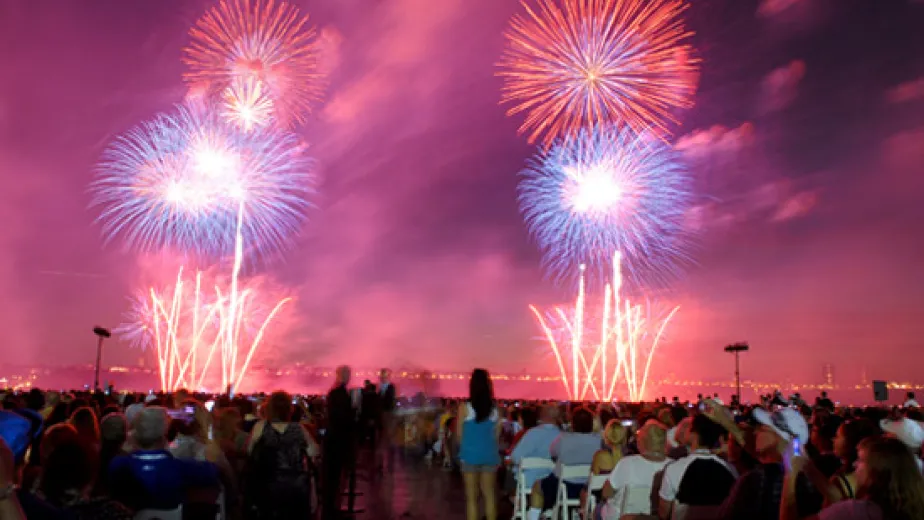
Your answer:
[1,367,924,520]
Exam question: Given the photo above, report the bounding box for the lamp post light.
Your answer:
[93,326,112,392]
[724,342,749,404]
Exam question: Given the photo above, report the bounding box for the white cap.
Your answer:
[880,418,924,451]
[753,407,809,444]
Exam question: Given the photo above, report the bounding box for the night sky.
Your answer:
[1,0,923,385]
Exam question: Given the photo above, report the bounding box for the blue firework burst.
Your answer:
[518,125,692,288]
[91,103,314,262]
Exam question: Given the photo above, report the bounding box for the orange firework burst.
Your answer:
[184,0,325,128]
[497,0,700,146]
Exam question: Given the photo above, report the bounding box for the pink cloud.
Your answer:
[757,0,805,18]
[675,122,755,157]
[886,78,924,104]
[760,60,806,112]
[882,128,924,171]
[771,190,818,222]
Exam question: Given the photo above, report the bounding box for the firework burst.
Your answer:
[518,125,692,288]
[116,267,292,392]
[91,103,314,263]
[184,0,325,128]
[530,252,678,401]
[497,0,699,146]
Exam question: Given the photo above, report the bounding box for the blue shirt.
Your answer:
[550,432,602,483]
[510,423,561,487]
[109,449,219,510]
[459,403,501,467]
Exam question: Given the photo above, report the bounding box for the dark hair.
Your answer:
[670,404,689,425]
[40,440,97,507]
[267,391,293,422]
[520,407,539,430]
[691,414,724,449]
[469,369,495,423]
[598,406,615,430]
[571,407,594,434]
[858,436,924,520]
[26,389,45,411]
[838,419,879,473]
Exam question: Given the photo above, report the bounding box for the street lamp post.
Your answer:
[724,342,749,404]
[93,326,112,392]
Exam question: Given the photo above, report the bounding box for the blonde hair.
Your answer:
[638,422,667,455]
[604,419,628,448]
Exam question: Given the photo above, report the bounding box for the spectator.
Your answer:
[592,420,627,476]
[658,414,738,519]
[69,407,101,452]
[816,392,834,412]
[108,406,219,512]
[510,405,540,450]
[459,368,501,520]
[526,407,599,520]
[510,405,561,490]
[717,407,808,520]
[904,392,920,409]
[879,417,924,472]
[247,391,318,519]
[39,439,133,519]
[216,407,248,475]
[782,436,924,520]
[322,365,356,520]
[600,421,670,519]
[0,437,28,520]
[808,413,843,478]
[94,413,128,497]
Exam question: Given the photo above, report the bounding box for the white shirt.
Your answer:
[602,455,670,518]
[904,399,920,408]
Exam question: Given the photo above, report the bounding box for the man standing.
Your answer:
[377,368,397,472]
[323,366,355,520]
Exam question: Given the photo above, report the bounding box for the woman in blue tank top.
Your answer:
[458,368,501,520]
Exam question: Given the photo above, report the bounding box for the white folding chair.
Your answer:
[134,506,182,520]
[513,457,556,520]
[551,464,592,520]
[584,474,609,520]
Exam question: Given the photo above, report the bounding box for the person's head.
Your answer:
[637,422,667,456]
[267,391,293,422]
[571,407,594,434]
[834,418,879,471]
[39,439,98,507]
[468,368,495,423]
[657,408,674,428]
[133,406,169,450]
[690,414,725,450]
[520,406,539,430]
[539,404,559,424]
[908,392,916,401]
[669,404,689,426]
[379,369,391,385]
[335,366,351,386]
[217,407,242,438]
[810,413,843,453]
[39,423,80,467]
[603,419,627,449]
[855,436,924,519]
[100,413,127,448]
[25,389,45,411]
[68,406,100,446]
[753,408,808,459]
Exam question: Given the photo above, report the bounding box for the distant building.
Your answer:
[822,363,835,387]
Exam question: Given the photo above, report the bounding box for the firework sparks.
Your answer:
[222,77,276,132]
[518,125,692,288]
[91,103,314,263]
[530,252,678,401]
[497,0,699,146]
[116,267,291,392]
[184,0,325,128]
